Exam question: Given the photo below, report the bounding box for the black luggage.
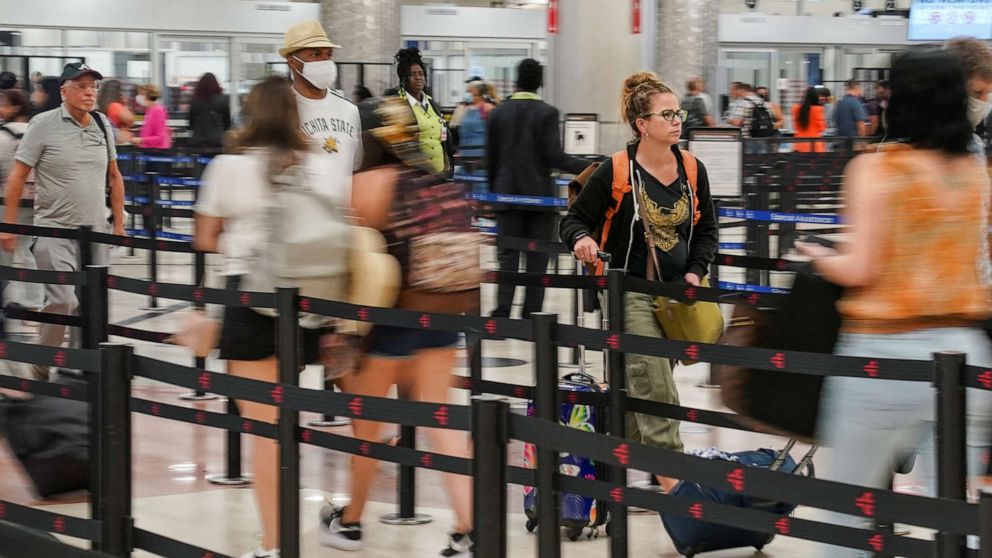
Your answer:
[0,386,89,498]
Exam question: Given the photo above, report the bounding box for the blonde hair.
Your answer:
[620,72,675,139]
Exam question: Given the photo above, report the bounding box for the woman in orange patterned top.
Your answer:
[799,48,992,557]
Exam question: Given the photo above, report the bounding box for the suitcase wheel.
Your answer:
[525,518,538,533]
[563,524,584,541]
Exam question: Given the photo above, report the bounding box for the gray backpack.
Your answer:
[243,158,351,325]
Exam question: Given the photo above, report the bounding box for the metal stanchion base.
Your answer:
[206,473,252,486]
[179,392,219,401]
[379,513,433,526]
[308,417,352,427]
[680,423,711,434]
[138,306,171,313]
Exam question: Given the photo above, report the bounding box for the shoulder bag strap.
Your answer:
[629,167,662,282]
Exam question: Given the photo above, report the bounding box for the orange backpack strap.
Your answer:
[680,149,701,225]
[594,150,631,275]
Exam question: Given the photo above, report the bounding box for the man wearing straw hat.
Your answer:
[282,20,362,173]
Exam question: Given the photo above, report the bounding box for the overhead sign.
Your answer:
[548,0,559,33]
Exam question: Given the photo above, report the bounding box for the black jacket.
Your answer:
[486,96,590,211]
[189,94,231,148]
[559,143,718,278]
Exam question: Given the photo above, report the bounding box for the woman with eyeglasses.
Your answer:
[559,72,718,493]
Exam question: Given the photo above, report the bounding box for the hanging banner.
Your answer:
[632,0,641,34]
[548,0,559,33]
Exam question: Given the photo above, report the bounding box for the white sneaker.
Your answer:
[318,504,363,551]
[440,531,474,556]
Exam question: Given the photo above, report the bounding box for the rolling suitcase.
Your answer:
[523,372,610,540]
[661,441,817,557]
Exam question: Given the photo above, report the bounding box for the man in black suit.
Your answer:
[487,59,591,318]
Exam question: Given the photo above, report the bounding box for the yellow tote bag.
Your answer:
[654,278,725,364]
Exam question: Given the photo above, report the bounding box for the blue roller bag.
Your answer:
[523,373,609,540]
[661,448,809,557]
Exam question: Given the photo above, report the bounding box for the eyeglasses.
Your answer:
[642,109,687,123]
[67,82,100,92]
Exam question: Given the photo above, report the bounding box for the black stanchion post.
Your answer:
[96,343,134,556]
[533,313,561,558]
[606,268,628,558]
[180,250,217,402]
[206,397,251,486]
[140,174,160,310]
[744,176,760,286]
[380,420,432,525]
[756,173,771,287]
[276,287,301,558]
[934,351,967,558]
[472,395,509,558]
[468,332,483,398]
[82,265,109,351]
[979,489,992,558]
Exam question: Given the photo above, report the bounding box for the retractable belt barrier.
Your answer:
[0,514,106,553]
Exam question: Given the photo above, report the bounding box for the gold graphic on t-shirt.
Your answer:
[639,182,689,252]
[323,136,339,153]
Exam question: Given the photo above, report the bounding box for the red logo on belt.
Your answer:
[148,283,159,296]
[774,517,790,534]
[689,503,704,519]
[434,406,449,426]
[776,260,787,271]
[722,255,733,266]
[240,292,251,306]
[195,411,206,424]
[151,404,161,416]
[864,360,879,378]
[686,409,698,422]
[198,372,211,391]
[612,443,630,465]
[359,442,371,456]
[53,516,65,533]
[527,241,537,251]
[53,350,66,367]
[610,487,624,503]
[348,397,364,416]
[0,502,7,518]
[747,293,761,306]
[357,308,369,321]
[16,270,25,281]
[684,287,697,301]
[514,386,526,398]
[978,370,992,389]
[484,319,497,335]
[726,468,745,492]
[242,420,252,433]
[770,353,786,369]
[0,342,7,358]
[596,277,607,289]
[270,385,283,404]
[855,492,875,516]
[60,386,70,398]
[419,314,431,329]
[868,534,884,552]
[302,430,312,443]
[607,334,620,350]
[57,272,67,284]
[107,276,118,288]
[567,392,578,404]
[19,379,28,392]
[202,553,214,558]
[541,275,551,287]
[299,298,311,312]
[421,453,434,468]
[685,345,700,361]
[193,289,204,303]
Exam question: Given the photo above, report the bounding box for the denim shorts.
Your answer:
[365,325,460,358]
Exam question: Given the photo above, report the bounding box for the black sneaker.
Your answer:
[318,504,362,551]
[440,531,474,556]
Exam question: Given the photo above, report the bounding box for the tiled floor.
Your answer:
[0,248,969,557]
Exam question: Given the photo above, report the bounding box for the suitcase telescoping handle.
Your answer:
[597,251,612,264]
[562,372,601,386]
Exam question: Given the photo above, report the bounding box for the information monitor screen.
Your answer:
[907,0,992,41]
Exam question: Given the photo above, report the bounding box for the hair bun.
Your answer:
[622,71,661,95]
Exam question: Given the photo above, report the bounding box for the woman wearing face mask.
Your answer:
[133,83,172,149]
[945,37,992,155]
[280,21,363,175]
[394,47,451,173]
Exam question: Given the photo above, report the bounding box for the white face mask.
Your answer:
[967,95,992,129]
[293,56,337,91]
[135,94,147,107]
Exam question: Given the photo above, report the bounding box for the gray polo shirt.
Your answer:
[14,104,116,229]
